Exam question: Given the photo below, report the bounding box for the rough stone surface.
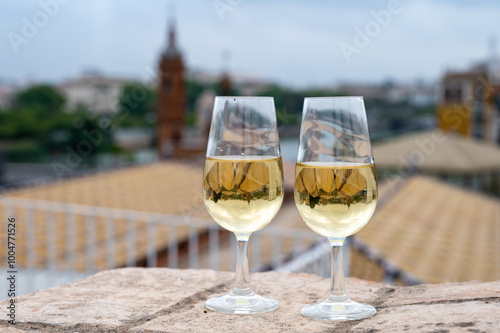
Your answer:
[1,268,233,331]
[353,301,500,333]
[2,327,27,333]
[0,268,498,332]
[380,279,500,307]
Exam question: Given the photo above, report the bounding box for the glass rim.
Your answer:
[304,96,364,100]
[215,96,274,100]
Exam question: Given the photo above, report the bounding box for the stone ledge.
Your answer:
[1,268,499,332]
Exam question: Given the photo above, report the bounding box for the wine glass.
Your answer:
[203,96,284,314]
[294,97,378,320]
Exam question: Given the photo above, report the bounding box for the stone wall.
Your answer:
[1,268,499,332]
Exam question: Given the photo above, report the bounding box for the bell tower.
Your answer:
[157,18,186,158]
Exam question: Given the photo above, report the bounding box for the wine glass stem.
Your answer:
[233,234,251,295]
[328,239,348,302]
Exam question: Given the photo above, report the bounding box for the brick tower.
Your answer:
[157,19,186,158]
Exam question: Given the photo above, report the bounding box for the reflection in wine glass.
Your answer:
[203,96,284,314]
[294,97,378,320]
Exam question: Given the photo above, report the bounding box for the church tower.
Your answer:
[157,19,186,158]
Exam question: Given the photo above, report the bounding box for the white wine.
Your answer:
[203,156,284,234]
[294,162,377,239]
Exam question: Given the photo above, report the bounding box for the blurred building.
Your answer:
[335,81,437,105]
[373,130,500,196]
[59,72,128,114]
[385,83,437,106]
[155,18,240,159]
[336,83,384,99]
[0,81,16,108]
[156,19,186,158]
[112,128,154,150]
[188,69,272,96]
[437,64,500,144]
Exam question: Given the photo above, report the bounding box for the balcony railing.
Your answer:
[1,196,329,296]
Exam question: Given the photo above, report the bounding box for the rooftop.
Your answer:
[1,159,498,289]
[0,159,317,281]
[372,130,500,173]
[0,161,211,271]
[356,175,500,284]
[5,161,208,218]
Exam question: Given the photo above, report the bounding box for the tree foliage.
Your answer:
[13,84,65,115]
[1,85,115,162]
[257,85,344,125]
[118,83,156,117]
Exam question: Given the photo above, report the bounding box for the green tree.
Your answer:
[47,111,112,156]
[258,85,303,125]
[186,79,205,111]
[118,83,156,117]
[13,84,65,115]
[115,83,156,128]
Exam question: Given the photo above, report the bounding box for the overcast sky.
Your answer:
[1,0,500,87]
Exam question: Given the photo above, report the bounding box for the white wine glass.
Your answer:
[203,96,284,314]
[294,97,378,320]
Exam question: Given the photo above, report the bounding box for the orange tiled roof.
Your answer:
[5,161,209,219]
[2,159,498,284]
[0,161,211,271]
[0,160,313,272]
[356,175,500,284]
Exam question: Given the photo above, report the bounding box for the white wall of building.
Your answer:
[59,75,129,114]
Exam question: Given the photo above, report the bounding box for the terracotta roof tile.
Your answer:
[356,175,500,283]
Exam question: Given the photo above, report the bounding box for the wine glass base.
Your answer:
[301,297,376,321]
[205,290,278,315]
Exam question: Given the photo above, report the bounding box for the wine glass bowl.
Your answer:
[294,162,377,239]
[294,97,378,320]
[203,96,284,314]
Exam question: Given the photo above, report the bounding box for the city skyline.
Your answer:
[1,0,500,87]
